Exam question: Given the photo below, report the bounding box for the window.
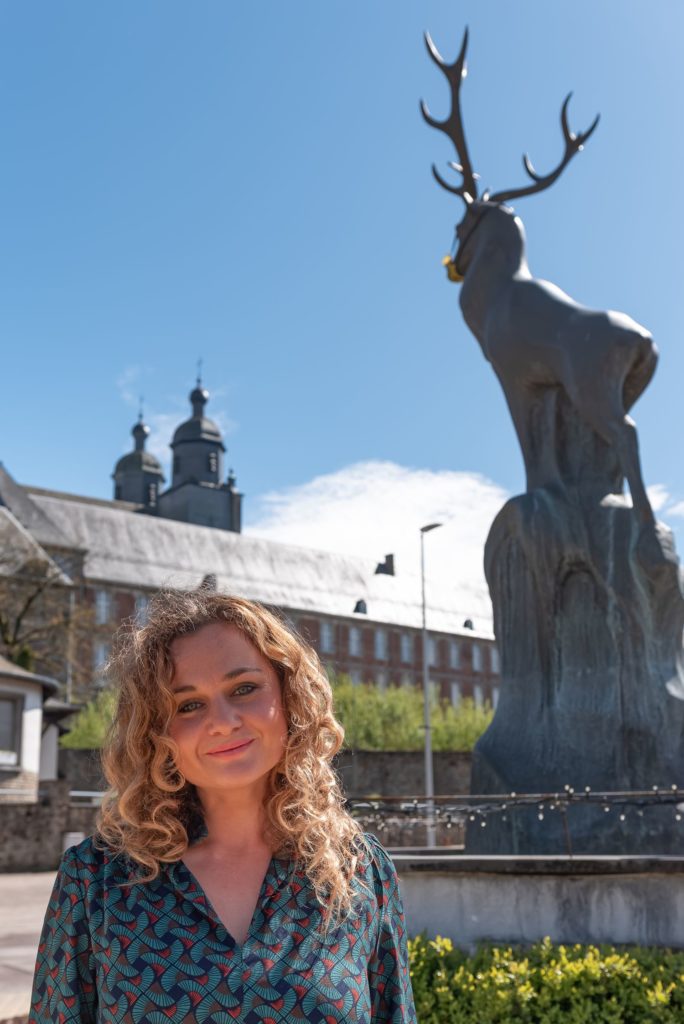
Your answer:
[374,629,388,661]
[349,668,363,686]
[472,643,483,672]
[428,636,439,667]
[491,647,500,674]
[208,451,218,474]
[147,483,157,508]
[400,633,413,664]
[319,621,335,654]
[173,455,180,474]
[401,672,413,689]
[450,681,462,706]
[473,684,484,708]
[93,641,110,673]
[493,686,500,709]
[0,696,21,767]
[449,640,460,670]
[135,594,150,624]
[349,626,362,658]
[95,590,112,625]
[114,484,122,500]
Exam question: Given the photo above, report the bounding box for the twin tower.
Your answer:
[112,380,242,533]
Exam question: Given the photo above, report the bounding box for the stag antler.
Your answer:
[488,95,600,204]
[420,28,479,203]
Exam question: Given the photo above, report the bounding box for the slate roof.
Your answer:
[25,488,493,639]
[0,506,72,584]
[0,463,74,550]
[0,652,59,695]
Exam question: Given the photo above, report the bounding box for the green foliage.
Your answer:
[59,688,117,749]
[331,673,493,752]
[408,933,684,1023]
[15,643,35,671]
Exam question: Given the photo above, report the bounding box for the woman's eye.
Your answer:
[177,700,203,714]
[234,683,257,696]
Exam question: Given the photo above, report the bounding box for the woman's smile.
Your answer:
[205,738,255,757]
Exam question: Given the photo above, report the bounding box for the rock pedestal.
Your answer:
[467,484,684,854]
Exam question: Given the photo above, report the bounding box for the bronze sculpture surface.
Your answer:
[423,29,684,853]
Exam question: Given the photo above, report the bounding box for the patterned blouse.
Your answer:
[29,831,416,1023]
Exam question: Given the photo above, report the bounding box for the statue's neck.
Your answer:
[460,233,530,341]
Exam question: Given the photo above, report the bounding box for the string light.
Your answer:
[346,786,684,844]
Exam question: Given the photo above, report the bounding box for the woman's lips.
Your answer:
[205,739,254,757]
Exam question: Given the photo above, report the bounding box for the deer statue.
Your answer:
[421,29,657,532]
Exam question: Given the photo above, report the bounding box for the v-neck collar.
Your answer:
[170,851,291,951]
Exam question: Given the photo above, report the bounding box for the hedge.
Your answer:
[408,934,684,1023]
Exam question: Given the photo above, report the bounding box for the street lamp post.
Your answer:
[420,521,442,848]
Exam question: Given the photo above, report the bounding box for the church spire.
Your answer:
[132,400,148,453]
[112,407,165,511]
[158,373,242,532]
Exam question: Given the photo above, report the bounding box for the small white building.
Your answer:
[0,655,60,803]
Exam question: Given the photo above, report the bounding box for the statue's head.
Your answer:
[445,200,521,279]
[422,28,599,284]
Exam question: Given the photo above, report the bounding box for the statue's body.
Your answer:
[457,201,657,523]
[423,30,684,853]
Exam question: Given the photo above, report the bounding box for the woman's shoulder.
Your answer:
[57,832,135,885]
[356,832,400,887]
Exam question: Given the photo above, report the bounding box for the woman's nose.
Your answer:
[206,699,242,732]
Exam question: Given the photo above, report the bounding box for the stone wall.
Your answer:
[334,749,472,796]
[0,781,99,872]
[57,748,106,791]
[0,768,38,804]
[58,747,473,798]
[396,854,684,949]
[0,750,473,871]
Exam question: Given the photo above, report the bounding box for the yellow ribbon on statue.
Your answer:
[442,254,463,283]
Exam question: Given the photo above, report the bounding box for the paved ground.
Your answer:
[0,872,55,1022]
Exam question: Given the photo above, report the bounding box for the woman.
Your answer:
[30,589,416,1023]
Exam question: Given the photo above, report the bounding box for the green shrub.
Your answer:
[408,934,684,1023]
[59,688,117,749]
[331,673,492,751]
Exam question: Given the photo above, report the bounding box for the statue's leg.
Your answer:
[609,415,654,527]
[570,384,654,527]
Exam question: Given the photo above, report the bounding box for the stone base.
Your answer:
[467,488,684,854]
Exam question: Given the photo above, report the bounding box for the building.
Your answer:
[0,380,499,707]
[0,654,71,803]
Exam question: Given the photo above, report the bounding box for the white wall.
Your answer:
[0,680,42,775]
[39,723,59,780]
[396,860,684,949]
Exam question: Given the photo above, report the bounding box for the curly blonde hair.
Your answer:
[97,588,371,925]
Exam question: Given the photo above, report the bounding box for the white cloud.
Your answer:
[116,365,143,408]
[666,501,684,519]
[246,461,509,629]
[647,483,670,512]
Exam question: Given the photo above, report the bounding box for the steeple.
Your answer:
[156,373,243,532]
[112,408,165,511]
[170,377,225,488]
[190,377,209,419]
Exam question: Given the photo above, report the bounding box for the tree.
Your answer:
[0,509,93,691]
[330,672,493,752]
[60,689,117,749]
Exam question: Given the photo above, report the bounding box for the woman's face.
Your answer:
[167,621,288,800]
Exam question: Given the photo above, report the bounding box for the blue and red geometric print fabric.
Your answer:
[30,832,416,1023]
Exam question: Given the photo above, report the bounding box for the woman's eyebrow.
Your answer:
[171,666,265,694]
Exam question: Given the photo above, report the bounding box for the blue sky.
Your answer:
[1,1,683,609]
